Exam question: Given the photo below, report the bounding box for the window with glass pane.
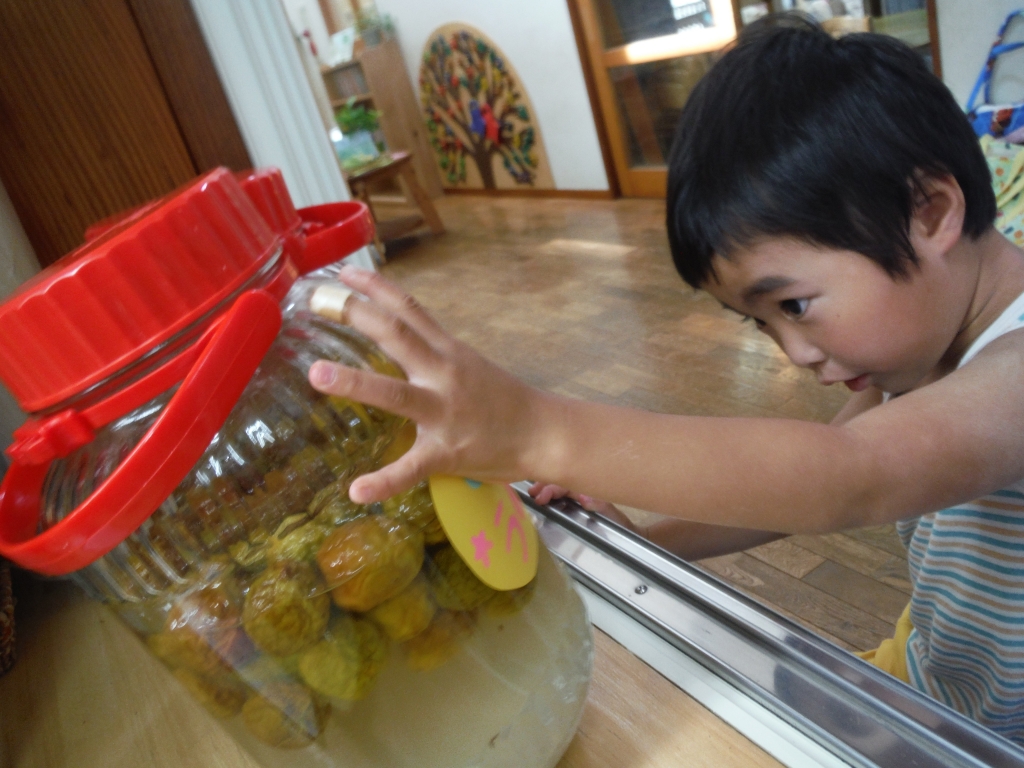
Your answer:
[610,54,716,168]
[595,0,720,48]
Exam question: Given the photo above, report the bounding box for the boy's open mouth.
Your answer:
[843,374,871,392]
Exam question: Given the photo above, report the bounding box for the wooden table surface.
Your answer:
[0,577,781,768]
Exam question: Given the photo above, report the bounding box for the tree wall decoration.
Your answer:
[419,24,553,190]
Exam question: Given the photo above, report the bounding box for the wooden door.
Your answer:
[0,0,252,267]
[570,0,737,198]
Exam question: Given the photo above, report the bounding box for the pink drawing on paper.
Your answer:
[471,529,494,568]
[505,515,528,562]
[494,495,530,563]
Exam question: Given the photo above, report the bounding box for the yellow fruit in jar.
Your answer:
[148,628,235,681]
[316,515,424,612]
[381,481,447,545]
[377,421,417,467]
[266,514,331,565]
[484,577,537,617]
[174,667,249,719]
[402,610,476,671]
[307,481,366,527]
[229,533,270,572]
[241,681,331,748]
[236,652,302,688]
[424,545,497,611]
[166,577,243,636]
[242,561,331,657]
[149,576,255,678]
[366,576,436,641]
[298,615,388,701]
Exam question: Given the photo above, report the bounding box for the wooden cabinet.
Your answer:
[322,40,444,199]
[0,0,251,267]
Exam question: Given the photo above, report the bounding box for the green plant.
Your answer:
[355,9,395,40]
[334,97,381,135]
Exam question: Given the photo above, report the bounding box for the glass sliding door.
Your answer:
[573,0,737,197]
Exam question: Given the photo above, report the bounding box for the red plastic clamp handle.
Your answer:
[0,290,282,575]
[292,201,374,275]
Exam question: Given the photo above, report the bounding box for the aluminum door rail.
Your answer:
[514,483,1024,768]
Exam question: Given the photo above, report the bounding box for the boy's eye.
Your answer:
[779,298,809,318]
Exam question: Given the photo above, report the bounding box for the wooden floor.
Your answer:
[378,194,910,654]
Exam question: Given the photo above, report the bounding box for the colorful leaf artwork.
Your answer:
[419,24,553,190]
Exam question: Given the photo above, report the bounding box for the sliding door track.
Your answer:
[515,483,1024,768]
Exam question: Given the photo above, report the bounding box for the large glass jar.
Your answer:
[0,169,592,767]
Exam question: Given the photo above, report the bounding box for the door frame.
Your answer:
[566,0,737,198]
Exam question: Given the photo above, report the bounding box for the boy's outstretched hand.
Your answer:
[308,267,562,505]
[528,482,635,525]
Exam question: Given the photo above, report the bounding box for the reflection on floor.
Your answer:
[378,194,908,653]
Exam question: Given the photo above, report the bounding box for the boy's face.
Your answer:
[702,238,963,395]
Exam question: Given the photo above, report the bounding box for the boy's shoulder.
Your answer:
[956,289,1024,371]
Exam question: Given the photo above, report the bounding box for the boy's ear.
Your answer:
[908,173,966,262]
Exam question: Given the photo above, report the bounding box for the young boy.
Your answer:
[308,17,1024,743]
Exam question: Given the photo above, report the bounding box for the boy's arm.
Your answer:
[830,387,884,426]
[555,389,878,548]
[536,339,1024,533]
[529,482,785,559]
[644,520,785,560]
[310,269,1024,534]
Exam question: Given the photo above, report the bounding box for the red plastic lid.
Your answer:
[237,168,303,237]
[0,168,280,413]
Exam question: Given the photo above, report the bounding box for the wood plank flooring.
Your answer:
[376,194,910,653]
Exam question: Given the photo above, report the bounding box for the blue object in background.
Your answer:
[966,10,1024,143]
[469,100,486,137]
[329,127,380,170]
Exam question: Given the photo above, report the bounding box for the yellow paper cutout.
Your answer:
[428,476,538,591]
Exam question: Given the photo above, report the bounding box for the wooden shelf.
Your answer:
[330,93,373,109]
[320,58,361,75]
[320,40,444,199]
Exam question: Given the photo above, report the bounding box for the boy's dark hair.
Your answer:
[666,15,997,288]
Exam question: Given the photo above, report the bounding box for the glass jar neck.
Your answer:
[34,249,287,418]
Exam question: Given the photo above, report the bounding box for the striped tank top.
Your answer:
[896,290,1024,745]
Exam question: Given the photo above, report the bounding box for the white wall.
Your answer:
[189,0,374,268]
[0,181,39,451]
[280,0,335,66]
[190,0,351,209]
[373,0,610,191]
[937,1,1024,108]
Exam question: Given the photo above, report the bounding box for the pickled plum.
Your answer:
[241,680,331,748]
[366,575,436,641]
[174,667,248,719]
[242,561,331,657]
[298,614,387,700]
[307,481,365,527]
[402,610,476,672]
[316,515,424,612]
[267,514,331,564]
[381,482,447,545]
[484,578,537,617]
[424,545,496,611]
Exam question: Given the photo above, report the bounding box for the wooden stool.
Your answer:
[345,151,445,260]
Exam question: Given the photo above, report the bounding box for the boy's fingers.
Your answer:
[530,484,569,505]
[574,494,609,513]
[348,444,440,504]
[338,267,448,348]
[309,362,439,423]
[341,297,441,374]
